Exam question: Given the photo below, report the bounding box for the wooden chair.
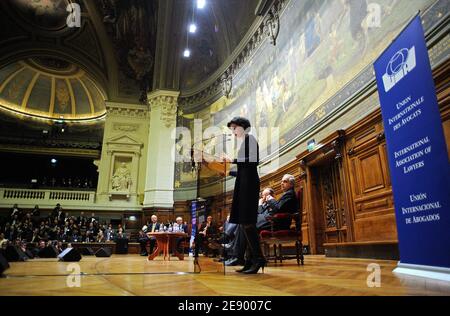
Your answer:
[259,189,304,265]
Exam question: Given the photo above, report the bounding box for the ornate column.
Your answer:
[144,90,180,210]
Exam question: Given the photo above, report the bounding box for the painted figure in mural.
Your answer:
[111,162,131,191]
[304,10,322,58]
[255,81,273,130]
[271,71,289,113]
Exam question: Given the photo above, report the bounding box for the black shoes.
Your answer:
[235,261,253,273]
[242,260,266,274]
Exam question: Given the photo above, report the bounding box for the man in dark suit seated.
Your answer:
[257,174,299,231]
[146,215,160,254]
[138,229,149,256]
[196,216,219,257]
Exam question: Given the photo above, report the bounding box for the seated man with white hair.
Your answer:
[146,215,160,254]
[256,174,299,231]
[173,216,188,253]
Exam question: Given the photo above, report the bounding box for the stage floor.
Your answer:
[1,255,449,296]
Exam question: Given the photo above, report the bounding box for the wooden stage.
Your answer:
[1,255,449,296]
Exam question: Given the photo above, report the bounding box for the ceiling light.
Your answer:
[51,158,57,164]
[189,23,197,33]
[197,0,206,9]
[183,49,191,58]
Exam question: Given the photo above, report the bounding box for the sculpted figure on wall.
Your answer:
[111,162,131,191]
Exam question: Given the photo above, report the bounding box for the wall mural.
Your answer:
[175,0,444,189]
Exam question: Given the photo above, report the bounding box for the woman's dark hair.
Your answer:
[227,116,251,130]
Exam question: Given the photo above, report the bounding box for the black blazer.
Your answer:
[148,222,160,233]
[256,189,299,230]
[229,134,260,225]
[273,188,299,214]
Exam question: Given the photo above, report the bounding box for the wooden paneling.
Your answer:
[345,111,396,242]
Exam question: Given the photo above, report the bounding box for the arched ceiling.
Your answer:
[146,0,261,92]
[0,58,106,120]
[179,0,261,90]
[0,0,259,107]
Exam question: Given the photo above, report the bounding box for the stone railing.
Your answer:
[0,188,96,209]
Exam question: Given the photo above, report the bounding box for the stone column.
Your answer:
[95,102,148,210]
[144,90,180,210]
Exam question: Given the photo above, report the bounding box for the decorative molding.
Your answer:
[105,101,148,119]
[113,123,140,132]
[221,72,232,99]
[147,90,180,128]
[0,144,100,158]
[264,1,282,46]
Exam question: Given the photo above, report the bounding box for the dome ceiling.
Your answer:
[0,57,106,121]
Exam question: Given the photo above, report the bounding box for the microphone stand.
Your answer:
[189,133,231,275]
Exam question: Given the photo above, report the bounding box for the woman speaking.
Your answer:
[224,116,266,274]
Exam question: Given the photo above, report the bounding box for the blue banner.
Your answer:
[190,201,197,252]
[374,16,450,268]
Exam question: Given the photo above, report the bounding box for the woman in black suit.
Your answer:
[225,117,266,274]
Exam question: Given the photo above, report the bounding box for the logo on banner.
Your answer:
[382,46,416,92]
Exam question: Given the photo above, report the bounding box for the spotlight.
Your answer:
[183,49,191,58]
[51,158,57,164]
[189,23,197,33]
[197,0,206,9]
